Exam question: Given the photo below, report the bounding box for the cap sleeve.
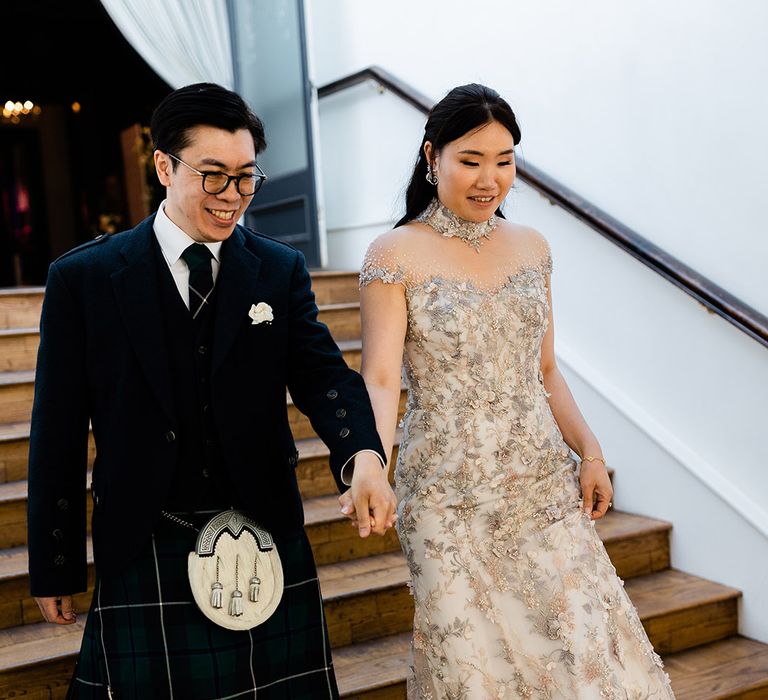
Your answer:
[359,236,407,288]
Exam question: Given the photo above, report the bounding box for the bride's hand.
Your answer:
[338,454,397,537]
[580,462,613,520]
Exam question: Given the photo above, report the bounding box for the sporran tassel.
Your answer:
[229,589,243,617]
[229,554,244,617]
[210,582,223,609]
[210,556,224,609]
[249,556,261,602]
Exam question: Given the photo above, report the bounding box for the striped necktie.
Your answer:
[181,243,214,320]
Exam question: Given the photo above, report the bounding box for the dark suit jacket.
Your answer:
[27,216,384,597]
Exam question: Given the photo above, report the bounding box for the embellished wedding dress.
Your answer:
[360,200,675,699]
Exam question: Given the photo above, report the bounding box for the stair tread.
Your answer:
[0,369,34,386]
[334,632,411,696]
[0,287,44,297]
[594,510,671,541]
[0,618,85,671]
[665,635,768,699]
[319,552,409,601]
[623,569,741,619]
[0,421,29,442]
[0,327,38,337]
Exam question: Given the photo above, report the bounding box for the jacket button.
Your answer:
[52,528,64,541]
[54,554,67,566]
[165,430,176,442]
[56,498,69,511]
[339,427,350,438]
[326,389,338,400]
[202,468,210,478]
[335,408,347,419]
[288,455,297,466]
[198,345,207,355]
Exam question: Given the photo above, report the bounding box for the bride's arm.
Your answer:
[359,279,408,471]
[540,278,613,520]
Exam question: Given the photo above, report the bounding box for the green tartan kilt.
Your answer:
[69,514,339,699]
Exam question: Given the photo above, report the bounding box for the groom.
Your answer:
[26,83,395,698]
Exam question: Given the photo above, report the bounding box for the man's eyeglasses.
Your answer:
[166,153,267,196]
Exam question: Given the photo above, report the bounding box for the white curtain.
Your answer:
[99,0,234,89]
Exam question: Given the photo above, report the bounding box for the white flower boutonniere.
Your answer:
[248,302,274,325]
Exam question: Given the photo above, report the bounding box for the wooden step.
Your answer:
[596,509,671,578]
[0,306,362,380]
[0,272,357,330]
[4,625,767,700]
[336,632,768,700]
[310,270,360,306]
[0,288,44,330]
[665,635,768,699]
[0,371,35,424]
[335,632,410,699]
[0,338,365,425]
[319,552,412,648]
[0,558,748,696]
[0,421,53,484]
[624,569,741,654]
[319,301,361,342]
[0,618,85,699]
[0,506,669,630]
[0,328,39,372]
[0,415,396,499]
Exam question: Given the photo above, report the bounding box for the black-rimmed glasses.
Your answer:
[166,152,267,196]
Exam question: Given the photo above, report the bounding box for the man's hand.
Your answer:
[338,453,397,537]
[35,595,77,625]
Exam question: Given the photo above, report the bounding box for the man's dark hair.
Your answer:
[150,83,266,166]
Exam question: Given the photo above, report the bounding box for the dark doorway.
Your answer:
[0,0,170,285]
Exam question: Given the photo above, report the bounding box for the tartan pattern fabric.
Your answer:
[69,516,339,699]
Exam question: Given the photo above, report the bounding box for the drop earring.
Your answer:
[426,163,438,186]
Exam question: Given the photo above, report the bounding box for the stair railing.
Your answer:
[318,66,768,349]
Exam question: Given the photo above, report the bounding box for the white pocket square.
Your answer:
[249,302,273,325]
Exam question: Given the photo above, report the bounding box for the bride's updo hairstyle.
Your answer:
[396,83,522,228]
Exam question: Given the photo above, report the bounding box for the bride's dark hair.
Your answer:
[396,83,522,228]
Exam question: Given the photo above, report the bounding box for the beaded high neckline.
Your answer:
[415,199,498,253]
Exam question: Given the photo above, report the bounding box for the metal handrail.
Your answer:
[318,66,768,349]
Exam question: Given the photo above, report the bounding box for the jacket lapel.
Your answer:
[110,217,176,423]
[211,226,263,375]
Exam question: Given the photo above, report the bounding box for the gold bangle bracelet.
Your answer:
[581,455,606,466]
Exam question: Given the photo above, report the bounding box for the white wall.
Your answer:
[310,0,768,314]
[310,2,768,641]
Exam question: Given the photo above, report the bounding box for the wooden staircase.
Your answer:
[1,276,768,699]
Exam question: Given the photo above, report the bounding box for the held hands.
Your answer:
[580,459,613,521]
[35,595,77,625]
[338,453,397,537]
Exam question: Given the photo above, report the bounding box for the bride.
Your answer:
[341,83,675,699]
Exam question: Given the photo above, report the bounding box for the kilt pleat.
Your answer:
[69,516,339,699]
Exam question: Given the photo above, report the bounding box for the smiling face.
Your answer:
[426,120,516,222]
[154,125,258,242]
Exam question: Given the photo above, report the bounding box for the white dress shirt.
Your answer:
[152,202,383,486]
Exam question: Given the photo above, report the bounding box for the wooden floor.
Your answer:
[1,275,768,699]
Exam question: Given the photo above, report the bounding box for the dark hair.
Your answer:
[150,83,266,167]
[396,83,521,228]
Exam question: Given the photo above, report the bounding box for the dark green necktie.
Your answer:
[181,243,214,320]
